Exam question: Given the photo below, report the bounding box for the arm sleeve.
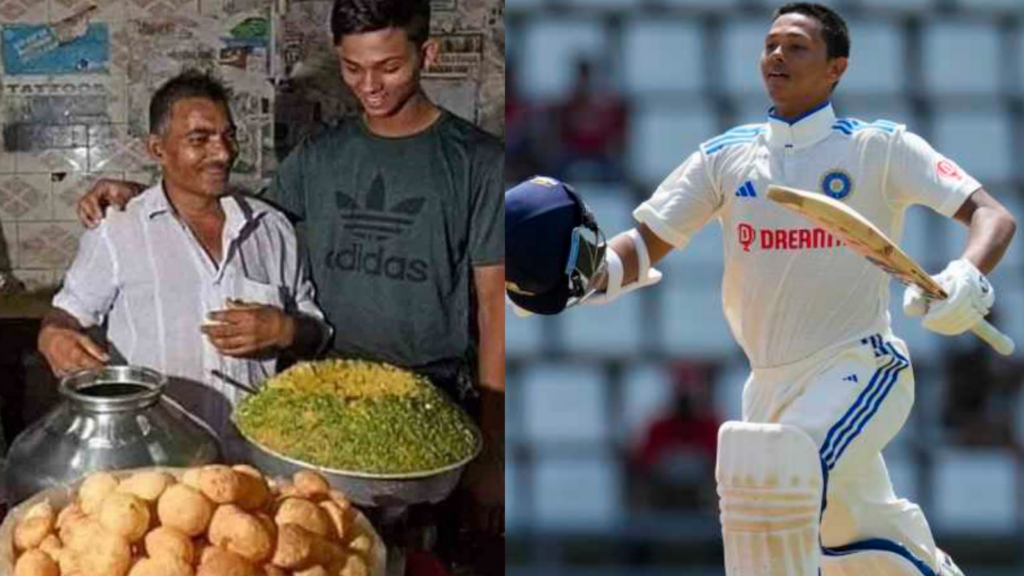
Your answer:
[886,129,981,217]
[265,144,307,222]
[52,226,119,328]
[469,143,505,267]
[633,150,724,248]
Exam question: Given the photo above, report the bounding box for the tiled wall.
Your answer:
[0,0,505,290]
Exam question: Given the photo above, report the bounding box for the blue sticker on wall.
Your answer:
[1,23,109,75]
[820,170,853,200]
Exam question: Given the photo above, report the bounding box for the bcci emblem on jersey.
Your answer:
[821,170,853,200]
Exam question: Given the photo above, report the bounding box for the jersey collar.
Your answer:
[765,100,836,150]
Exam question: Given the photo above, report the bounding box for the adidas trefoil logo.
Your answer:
[336,174,426,241]
[842,374,859,384]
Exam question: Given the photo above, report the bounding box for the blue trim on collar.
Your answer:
[768,100,832,125]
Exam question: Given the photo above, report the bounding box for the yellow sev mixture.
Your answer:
[236,359,480,474]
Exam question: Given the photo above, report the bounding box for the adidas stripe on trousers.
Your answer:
[740,330,942,573]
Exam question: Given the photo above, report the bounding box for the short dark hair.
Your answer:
[773,2,850,60]
[330,0,431,47]
[149,70,232,135]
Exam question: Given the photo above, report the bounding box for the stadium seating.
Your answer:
[621,363,675,443]
[534,451,623,530]
[622,20,704,95]
[840,21,905,95]
[934,447,1018,532]
[520,17,607,98]
[922,21,1001,97]
[522,363,609,443]
[628,102,717,185]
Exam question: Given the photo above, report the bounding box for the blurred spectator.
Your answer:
[942,309,1024,452]
[506,63,543,183]
[628,361,721,513]
[550,58,628,183]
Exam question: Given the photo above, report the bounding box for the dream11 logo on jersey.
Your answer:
[737,222,845,252]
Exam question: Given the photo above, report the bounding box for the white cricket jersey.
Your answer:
[635,102,980,368]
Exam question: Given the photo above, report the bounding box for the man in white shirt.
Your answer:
[38,71,329,444]
[508,3,1015,576]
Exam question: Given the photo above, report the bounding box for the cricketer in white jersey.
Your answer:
[635,101,978,369]
[593,4,1016,576]
[639,100,968,576]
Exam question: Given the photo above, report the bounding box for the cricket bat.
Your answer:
[767,184,1014,356]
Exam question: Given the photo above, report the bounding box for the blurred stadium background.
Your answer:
[505,0,1024,574]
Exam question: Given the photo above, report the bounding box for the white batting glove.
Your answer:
[902,258,994,336]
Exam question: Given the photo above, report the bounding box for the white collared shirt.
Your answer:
[635,102,980,368]
[54,183,328,434]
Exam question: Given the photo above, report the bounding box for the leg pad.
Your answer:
[717,422,824,576]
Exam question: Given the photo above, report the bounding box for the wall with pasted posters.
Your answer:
[0,0,504,290]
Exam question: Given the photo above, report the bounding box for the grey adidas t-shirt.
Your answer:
[266,110,504,369]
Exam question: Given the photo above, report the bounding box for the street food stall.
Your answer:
[0,360,483,576]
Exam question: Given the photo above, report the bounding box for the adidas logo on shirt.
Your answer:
[328,174,431,283]
[735,181,757,198]
[336,174,426,242]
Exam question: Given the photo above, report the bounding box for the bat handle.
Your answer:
[972,319,1015,356]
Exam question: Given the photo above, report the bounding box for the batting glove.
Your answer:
[902,258,994,336]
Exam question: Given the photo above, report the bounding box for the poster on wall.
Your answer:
[0,23,110,75]
[424,33,482,79]
[219,14,270,75]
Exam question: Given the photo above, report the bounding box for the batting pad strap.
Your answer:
[717,422,823,576]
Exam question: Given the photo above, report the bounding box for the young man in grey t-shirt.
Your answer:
[76,0,505,557]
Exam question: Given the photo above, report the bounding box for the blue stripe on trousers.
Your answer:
[819,353,899,467]
[828,342,909,468]
[823,538,937,576]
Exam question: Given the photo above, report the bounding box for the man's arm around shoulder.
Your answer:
[77,178,147,228]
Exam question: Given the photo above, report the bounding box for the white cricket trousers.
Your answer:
[741,330,942,572]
